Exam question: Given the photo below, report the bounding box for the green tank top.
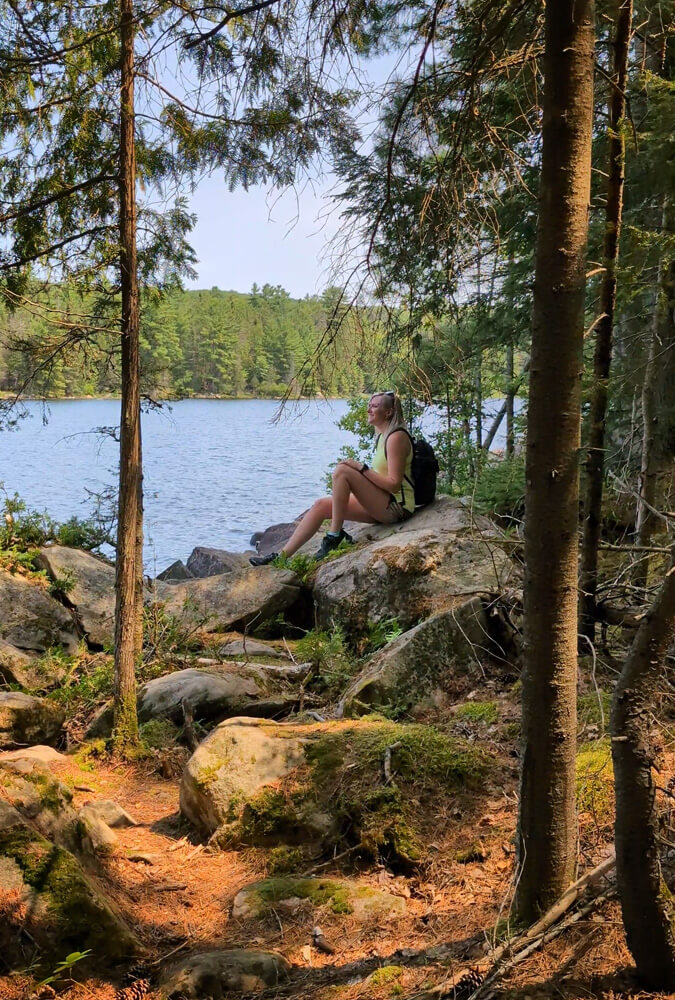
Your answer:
[373,429,415,512]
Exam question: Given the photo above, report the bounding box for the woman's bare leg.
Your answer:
[282,491,390,558]
[330,464,392,532]
[282,497,332,556]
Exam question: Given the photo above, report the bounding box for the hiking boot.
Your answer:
[314,529,353,561]
[249,551,278,567]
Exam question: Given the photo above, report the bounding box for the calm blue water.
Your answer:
[0,399,357,572]
[0,397,514,572]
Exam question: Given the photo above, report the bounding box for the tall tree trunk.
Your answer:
[612,543,675,987]
[579,0,633,640]
[514,0,595,922]
[634,204,675,589]
[475,354,483,451]
[113,0,141,749]
[505,342,514,458]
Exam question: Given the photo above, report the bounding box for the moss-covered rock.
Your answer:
[0,800,136,967]
[0,758,118,857]
[232,876,406,920]
[180,717,492,865]
[340,600,500,717]
[0,691,64,748]
[160,949,291,998]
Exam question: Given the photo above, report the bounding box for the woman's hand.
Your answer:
[336,459,362,471]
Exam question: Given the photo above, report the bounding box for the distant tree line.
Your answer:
[0,283,382,399]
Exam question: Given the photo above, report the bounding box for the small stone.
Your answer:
[81,799,138,828]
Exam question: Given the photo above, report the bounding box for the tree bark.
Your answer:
[579,0,633,641]
[634,203,675,589]
[612,544,675,988]
[113,0,141,749]
[515,0,595,922]
[505,342,514,458]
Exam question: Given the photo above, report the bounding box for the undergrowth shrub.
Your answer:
[576,738,614,835]
[295,625,357,698]
[472,455,525,523]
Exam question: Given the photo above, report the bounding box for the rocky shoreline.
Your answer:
[0,496,523,996]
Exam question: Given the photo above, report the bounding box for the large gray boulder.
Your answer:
[88,663,300,738]
[0,692,64,748]
[180,717,306,836]
[310,497,513,633]
[340,597,501,716]
[0,638,44,689]
[186,547,251,578]
[160,565,302,632]
[138,665,298,724]
[160,950,291,998]
[0,800,137,966]
[0,570,79,653]
[37,545,115,648]
[180,717,491,863]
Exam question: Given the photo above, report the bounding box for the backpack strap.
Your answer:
[383,428,415,491]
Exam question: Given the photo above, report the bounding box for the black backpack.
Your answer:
[384,429,439,507]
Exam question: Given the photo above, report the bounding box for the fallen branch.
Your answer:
[412,854,616,1000]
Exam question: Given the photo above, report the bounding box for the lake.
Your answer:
[0,398,359,572]
[1,397,513,572]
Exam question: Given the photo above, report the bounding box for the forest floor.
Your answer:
[2,688,672,1000]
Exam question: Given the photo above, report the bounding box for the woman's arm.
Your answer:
[336,430,410,494]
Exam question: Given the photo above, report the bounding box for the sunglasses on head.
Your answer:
[372,390,395,398]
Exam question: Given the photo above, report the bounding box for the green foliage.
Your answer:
[47,657,113,712]
[0,488,54,550]
[266,845,306,875]
[142,599,209,658]
[576,738,614,831]
[472,455,525,522]
[0,485,111,560]
[138,718,181,750]
[362,617,403,654]
[272,551,317,581]
[55,516,113,551]
[48,569,76,600]
[578,690,612,734]
[295,625,357,698]
[37,950,92,989]
[455,700,499,725]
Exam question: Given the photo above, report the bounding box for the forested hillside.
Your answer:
[0,284,380,398]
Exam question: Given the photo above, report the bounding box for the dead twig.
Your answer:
[384,740,402,785]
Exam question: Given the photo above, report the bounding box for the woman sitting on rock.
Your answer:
[250,391,415,565]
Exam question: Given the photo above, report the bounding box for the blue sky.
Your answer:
[184,174,343,298]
